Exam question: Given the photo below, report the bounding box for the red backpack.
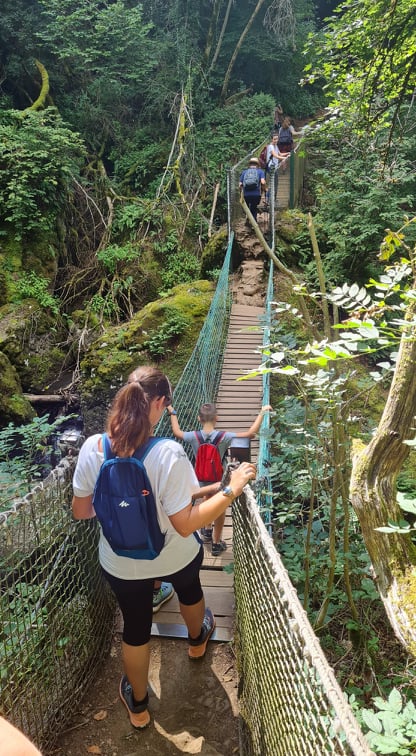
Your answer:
[194,430,226,482]
[259,145,268,169]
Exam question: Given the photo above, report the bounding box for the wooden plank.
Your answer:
[153,589,234,618]
[202,549,234,568]
[150,303,264,640]
[201,570,233,588]
[231,305,264,316]
[151,623,232,641]
[153,617,234,633]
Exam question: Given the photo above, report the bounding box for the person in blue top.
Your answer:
[239,156,266,223]
[167,402,271,555]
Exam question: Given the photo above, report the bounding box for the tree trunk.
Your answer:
[208,182,220,238]
[209,0,233,73]
[220,0,267,102]
[25,60,49,112]
[350,299,416,654]
[204,0,223,65]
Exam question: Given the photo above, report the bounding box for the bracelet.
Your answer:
[168,410,177,416]
[221,484,235,499]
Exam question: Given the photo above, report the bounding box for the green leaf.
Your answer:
[368,733,408,754]
[362,708,383,733]
[388,688,403,714]
[397,492,416,515]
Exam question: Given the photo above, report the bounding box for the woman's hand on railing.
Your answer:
[229,462,256,497]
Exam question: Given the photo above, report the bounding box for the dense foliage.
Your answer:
[0,109,85,239]
[1,0,416,750]
[0,0,322,329]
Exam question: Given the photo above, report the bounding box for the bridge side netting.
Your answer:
[233,487,372,756]
[155,232,234,450]
[0,459,115,751]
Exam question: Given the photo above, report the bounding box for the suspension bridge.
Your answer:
[147,140,372,753]
[0,142,374,755]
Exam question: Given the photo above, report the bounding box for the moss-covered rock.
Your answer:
[200,227,228,278]
[79,280,215,434]
[0,351,35,425]
[275,210,310,268]
[0,230,59,305]
[0,301,68,392]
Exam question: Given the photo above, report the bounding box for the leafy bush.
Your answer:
[0,415,70,511]
[196,93,276,182]
[112,201,164,234]
[160,249,200,290]
[144,309,189,359]
[352,688,416,755]
[97,243,137,275]
[303,121,416,285]
[14,272,60,315]
[152,232,200,290]
[0,109,85,239]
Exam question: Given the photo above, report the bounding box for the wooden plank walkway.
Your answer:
[152,303,265,641]
[276,168,290,208]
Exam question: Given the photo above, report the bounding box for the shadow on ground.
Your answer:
[53,632,239,756]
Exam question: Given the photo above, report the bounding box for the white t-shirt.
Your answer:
[72,434,200,579]
[266,143,281,170]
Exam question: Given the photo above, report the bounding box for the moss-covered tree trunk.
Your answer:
[350,299,416,655]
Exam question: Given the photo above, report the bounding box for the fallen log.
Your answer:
[23,394,66,404]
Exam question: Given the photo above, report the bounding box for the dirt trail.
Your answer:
[54,633,240,756]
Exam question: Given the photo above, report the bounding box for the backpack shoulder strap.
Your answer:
[102,433,114,461]
[211,431,226,447]
[194,430,205,446]
[133,436,164,463]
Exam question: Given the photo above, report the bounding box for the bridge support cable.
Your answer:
[226,167,232,240]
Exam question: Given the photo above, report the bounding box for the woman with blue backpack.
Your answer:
[72,365,256,731]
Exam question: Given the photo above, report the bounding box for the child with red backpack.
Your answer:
[167,402,271,556]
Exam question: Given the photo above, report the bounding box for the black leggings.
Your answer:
[102,546,204,646]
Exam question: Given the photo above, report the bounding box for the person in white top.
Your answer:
[266,132,290,201]
[72,365,256,731]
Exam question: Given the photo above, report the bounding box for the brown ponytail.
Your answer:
[105,366,171,456]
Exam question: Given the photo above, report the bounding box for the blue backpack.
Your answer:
[243,166,260,190]
[92,434,166,559]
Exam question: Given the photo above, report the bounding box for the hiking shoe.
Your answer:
[152,582,174,613]
[211,540,227,556]
[188,608,216,659]
[119,675,150,729]
[200,527,213,543]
